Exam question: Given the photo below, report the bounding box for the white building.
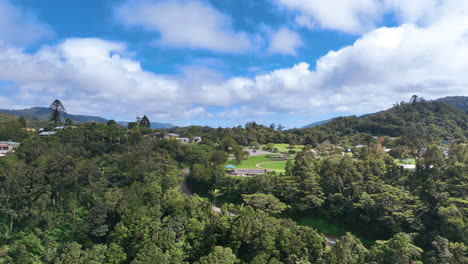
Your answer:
[0,141,20,157]
[178,137,190,144]
[39,131,56,136]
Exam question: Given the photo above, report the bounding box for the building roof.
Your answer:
[0,141,20,146]
[224,164,236,169]
[167,133,180,137]
[39,131,56,136]
[400,164,416,170]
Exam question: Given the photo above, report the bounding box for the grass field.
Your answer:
[257,160,290,172]
[225,154,271,169]
[273,143,305,153]
[225,154,291,172]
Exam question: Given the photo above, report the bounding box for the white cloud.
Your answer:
[276,0,468,34]
[1,2,468,125]
[0,0,53,46]
[276,0,381,34]
[115,0,251,53]
[268,28,302,55]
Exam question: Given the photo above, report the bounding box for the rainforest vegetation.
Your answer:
[0,99,466,263]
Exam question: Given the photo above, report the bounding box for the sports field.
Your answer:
[225,154,292,172]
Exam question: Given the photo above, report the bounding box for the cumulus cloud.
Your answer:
[1,1,468,126]
[276,0,468,35]
[0,0,53,46]
[276,0,381,34]
[268,28,302,55]
[115,0,251,53]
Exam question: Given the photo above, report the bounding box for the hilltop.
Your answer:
[302,96,467,133]
[303,99,467,140]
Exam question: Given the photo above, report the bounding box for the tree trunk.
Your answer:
[7,214,13,236]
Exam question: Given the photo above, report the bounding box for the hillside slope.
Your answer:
[302,96,467,129]
[0,113,49,128]
[306,101,467,140]
[0,107,107,123]
[435,96,468,111]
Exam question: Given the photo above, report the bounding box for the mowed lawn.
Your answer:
[225,154,291,171]
[257,160,292,172]
[273,143,305,153]
[225,154,272,169]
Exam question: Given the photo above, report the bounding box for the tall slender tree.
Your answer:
[49,99,66,124]
[139,115,151,128]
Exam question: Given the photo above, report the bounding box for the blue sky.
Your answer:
[0,0,467,128]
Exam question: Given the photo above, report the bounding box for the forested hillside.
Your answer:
[436,96,468,112]
[0,99,466,263]
[305,100,467,139]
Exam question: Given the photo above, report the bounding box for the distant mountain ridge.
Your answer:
[302,96,468,128]
[435,96,468,111]
[0,107,175,129]
[302,117,337,128]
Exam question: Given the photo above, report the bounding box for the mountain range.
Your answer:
[0,107,174,129]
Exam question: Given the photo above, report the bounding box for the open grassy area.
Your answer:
[225,154,293,172]
[257,160,290,172]
[273,143,305,153]
[225,154,271,169]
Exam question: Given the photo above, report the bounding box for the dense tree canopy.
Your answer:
[0,99,466,263]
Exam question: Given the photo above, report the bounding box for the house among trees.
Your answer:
[178,137,190,144]
[164,133,180,139]
[39,131,56,136]
[0,141,20,158]
[163,133,201,144]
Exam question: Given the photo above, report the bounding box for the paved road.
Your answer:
[243,148,273,156]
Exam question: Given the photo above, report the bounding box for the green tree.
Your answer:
[49,99,66,124]
[139,115,151,128]
[17,116,27,128]
[209,189,222,207]
[368,233,423,264]
[210,150,228,165]
[190,164,212,183]
[196,246,238,264]
[242,193,288,215]
[324,233,368,264]
[65,118,74,126]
